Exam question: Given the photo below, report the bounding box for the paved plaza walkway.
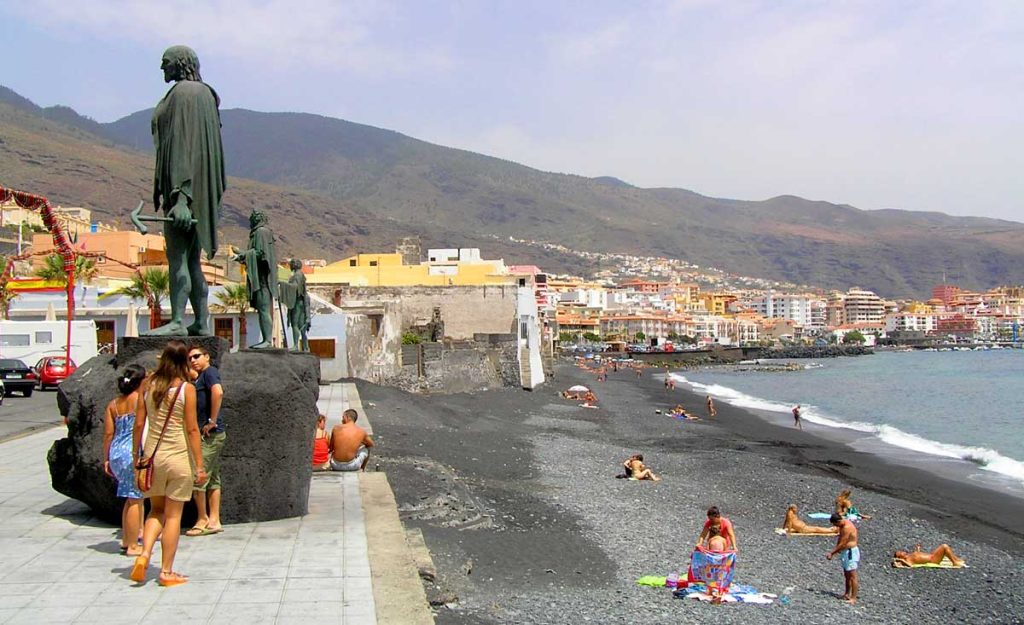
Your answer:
[0,382,405,625]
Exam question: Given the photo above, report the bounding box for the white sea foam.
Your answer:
[671,373,1024,483]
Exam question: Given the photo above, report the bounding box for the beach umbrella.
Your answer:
[45,302,57,321]
[567,384,590,393]
[125,303,139,338]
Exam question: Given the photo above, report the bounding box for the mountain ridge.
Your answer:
[2,85,1021,298]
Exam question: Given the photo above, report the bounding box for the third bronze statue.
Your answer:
[145,45,226,336]
[278,259,311,351]
[232,210,278,349]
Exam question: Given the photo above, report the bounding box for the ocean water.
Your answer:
[671,350,1024,490]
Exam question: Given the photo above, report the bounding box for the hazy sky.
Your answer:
[2,0,1021,222]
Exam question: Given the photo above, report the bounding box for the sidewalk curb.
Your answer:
[360,471,435,625]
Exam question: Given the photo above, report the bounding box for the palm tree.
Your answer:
[100,268,170,329]
[0,284,17,320]
[34,254,98,286]
[0,255,14,320]
[215,283,250,347]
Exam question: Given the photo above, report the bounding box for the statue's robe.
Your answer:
[279,271,311,332]
[242,224,278,306]
[152,80,226,260]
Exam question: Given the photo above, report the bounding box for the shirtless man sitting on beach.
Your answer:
[892,544,965,568]
[826,512,859,604]
[328,409,374,472]
[622,454,660,481]
[782,504,839,535]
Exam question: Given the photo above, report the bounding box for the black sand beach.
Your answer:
[359,361,1024,624]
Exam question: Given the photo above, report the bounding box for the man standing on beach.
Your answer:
[792,404,802,430]
[706,395,716,418]
[826,512,859,604]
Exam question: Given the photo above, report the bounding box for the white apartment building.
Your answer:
[885,312,937,334]
[844,288,884,324]
[746,292,817,327]
[809,299,827,330]
[551,287,608,310]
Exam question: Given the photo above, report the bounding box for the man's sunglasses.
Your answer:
[189,353,204,361]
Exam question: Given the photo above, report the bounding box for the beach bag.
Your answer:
[135,383,184,493]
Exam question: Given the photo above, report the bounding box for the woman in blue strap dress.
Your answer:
[103,364,147,556]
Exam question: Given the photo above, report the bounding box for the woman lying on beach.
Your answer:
[670,405,699,420]
[621,454,660,481]
[836,489,873,520]
[892,544,965,568]
[782,505,839,535]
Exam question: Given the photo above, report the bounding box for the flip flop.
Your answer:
[157,571,189,587]
[206,527,224,534]
[130,555,148,582]
[185,525,213,537]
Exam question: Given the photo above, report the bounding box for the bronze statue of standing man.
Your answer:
[232,210,278,349]
[146,45,225,336]
[278,259,311,351]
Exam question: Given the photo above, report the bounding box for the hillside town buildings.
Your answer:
[1,193,1022,393]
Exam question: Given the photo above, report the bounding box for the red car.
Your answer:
[33,356,77,390]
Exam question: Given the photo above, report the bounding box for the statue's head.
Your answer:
[249,209,268,228]
[289,258,303,271]
[161,45,202,83]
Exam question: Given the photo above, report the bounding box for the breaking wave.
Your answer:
[671,373,1024,483]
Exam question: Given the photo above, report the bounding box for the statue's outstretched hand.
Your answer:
[169,198,193,229]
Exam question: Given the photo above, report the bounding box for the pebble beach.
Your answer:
[359,361,1024,624]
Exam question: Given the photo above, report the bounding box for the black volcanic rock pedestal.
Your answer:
[48,337,320,525]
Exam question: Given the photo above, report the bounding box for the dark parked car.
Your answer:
[33,356,77,390]
[0,359,36,397]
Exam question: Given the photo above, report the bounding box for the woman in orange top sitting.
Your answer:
[312,414,331,470]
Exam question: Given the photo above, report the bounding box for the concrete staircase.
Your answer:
[519,346,532,389]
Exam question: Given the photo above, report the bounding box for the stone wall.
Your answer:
[391,337,519,393]
[345,312,401,383]
[310,285,518,340]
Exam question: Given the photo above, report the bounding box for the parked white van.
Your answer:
[0,320,99,365]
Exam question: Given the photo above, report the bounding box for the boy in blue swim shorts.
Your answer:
[826,512,860,604]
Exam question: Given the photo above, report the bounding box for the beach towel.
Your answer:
[892,558,967,569]
[807,511,862,522]
[689,547,736,593]
[674,582,777,604]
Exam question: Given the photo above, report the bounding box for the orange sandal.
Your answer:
[129,555,148,582]
[157,571,189,587]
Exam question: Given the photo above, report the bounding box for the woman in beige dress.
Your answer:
[130,340,206,586]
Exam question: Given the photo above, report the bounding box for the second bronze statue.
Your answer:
[231,210,278,349]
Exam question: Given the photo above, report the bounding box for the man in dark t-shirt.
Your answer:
[186,345,225,536]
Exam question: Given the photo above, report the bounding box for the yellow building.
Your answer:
[308,248,514,287]
[697,292,737,315]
